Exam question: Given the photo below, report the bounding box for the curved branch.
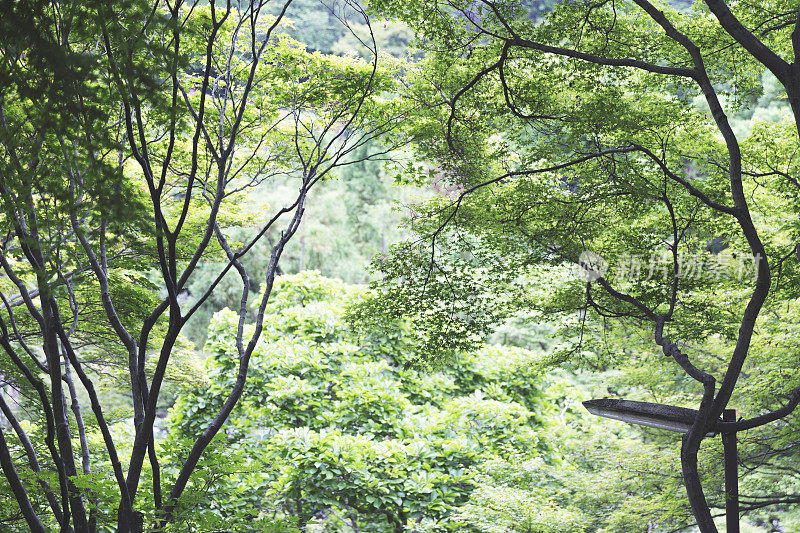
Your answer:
[717,386,800,432]
[0,394,62,522]
[508,36,697,79]
[0,426,45,533]
[702,0,791,84]
[630,142,737,215]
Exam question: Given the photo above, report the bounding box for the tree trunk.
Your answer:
[681,434,717,532]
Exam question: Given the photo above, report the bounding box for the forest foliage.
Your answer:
[1,0,800,531]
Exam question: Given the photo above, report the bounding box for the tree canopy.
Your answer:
[3,0,800,531]
[353,0,800,530]
[0,0,404,530]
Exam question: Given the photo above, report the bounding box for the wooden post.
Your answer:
[722,409,739,533]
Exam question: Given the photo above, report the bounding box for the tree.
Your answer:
[0,0,404,530]
[168,272,556,532]
[357,0,800,530]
